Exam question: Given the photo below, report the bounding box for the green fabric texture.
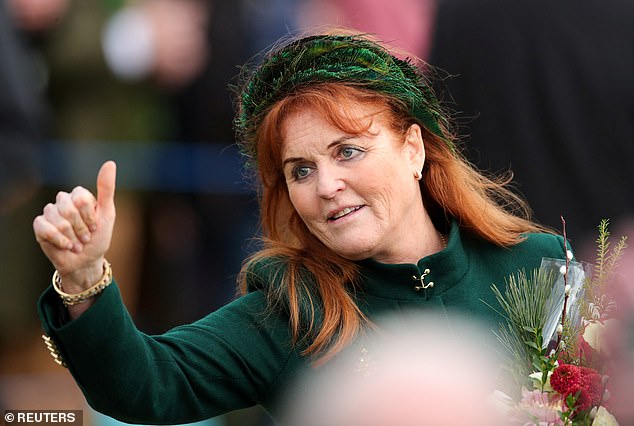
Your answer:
[37,224,565,424]
[236,34,452,165]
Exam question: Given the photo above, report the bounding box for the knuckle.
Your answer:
[43,203,57,215]
[33,214,47,227]
[55,191,69,202]
[74,196,92,210]
[42,229,55,241]
[72,188,95,208]
[58,220,72,234]
[39,228,57,244]
[57,235,69,248]
[72,186,87,198]
[59,197,79,216]
[33,216,45,232]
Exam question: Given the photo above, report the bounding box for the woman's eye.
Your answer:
[292,166,312,180]
[339,146,363,160]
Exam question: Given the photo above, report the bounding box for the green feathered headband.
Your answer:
[236,34,452,162]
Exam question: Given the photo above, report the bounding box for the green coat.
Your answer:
[38,222,566,424]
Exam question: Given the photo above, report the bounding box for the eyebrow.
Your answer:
[282,135,357,167]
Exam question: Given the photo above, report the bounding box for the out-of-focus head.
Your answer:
[281,312,508,426]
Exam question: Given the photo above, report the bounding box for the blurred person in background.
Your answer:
[1,0,162,420]
[101,0,298,357]
[0,0,48,352]
[297,0,435,59]
[282,313,506,426]
[607,260,634,423]
[6,1,295,425]
[3,0,214,421]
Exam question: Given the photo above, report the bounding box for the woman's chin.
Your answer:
[329,244,375,262]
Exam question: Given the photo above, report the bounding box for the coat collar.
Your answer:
[355,221,470,299]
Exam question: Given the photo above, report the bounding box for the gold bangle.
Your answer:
[52,260,112,307]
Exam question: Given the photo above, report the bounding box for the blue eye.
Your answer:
[339,146,363,160]
[293,165,312,180]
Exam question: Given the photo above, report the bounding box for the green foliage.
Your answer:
[583,219,628,319]
[488,267,558,389]
[490,219,628,424]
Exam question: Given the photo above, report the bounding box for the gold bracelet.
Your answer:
[52,260,112,307]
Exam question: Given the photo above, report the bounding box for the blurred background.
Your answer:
[1,0,631,425]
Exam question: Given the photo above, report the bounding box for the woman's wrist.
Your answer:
[58,259,107,294]
[52,258,112,310]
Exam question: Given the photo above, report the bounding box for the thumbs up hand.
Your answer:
[34,161,117,302]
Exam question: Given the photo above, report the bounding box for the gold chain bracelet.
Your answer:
[52,260,112,307]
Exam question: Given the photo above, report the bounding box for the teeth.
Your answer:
[331,206,359,220]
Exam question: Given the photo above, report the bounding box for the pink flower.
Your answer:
[509,388,564,425]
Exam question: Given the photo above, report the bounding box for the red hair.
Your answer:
[239,83,549,363]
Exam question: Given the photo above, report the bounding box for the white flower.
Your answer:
[591,406,618,426]
[559,265,567,275]
[583,320,616,353]
[529,371,554,392]
[565,284,571,295]
[566,250,574,260]
[588,303,602,320]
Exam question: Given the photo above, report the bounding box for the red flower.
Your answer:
[550,364,603,411]
[579,366,603,407]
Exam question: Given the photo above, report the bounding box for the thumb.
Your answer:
[96,160,117,212]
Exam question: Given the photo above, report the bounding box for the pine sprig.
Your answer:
[489,268,558,387]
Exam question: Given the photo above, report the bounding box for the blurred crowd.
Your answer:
[1,0,632,425]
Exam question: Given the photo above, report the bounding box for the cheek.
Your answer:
[287,185,315,219]
[370,187,398,219]
[362,166,404,206]
[367,177,415,225]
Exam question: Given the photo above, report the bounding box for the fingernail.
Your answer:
[81,233,90,243]
[73,243,83,253]
[89,224,97,232]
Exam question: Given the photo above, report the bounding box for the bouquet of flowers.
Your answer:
[491,219,628,425]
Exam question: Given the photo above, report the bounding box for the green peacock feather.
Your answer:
[235,34,452,165]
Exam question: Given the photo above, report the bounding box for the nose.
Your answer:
[316,165,345,199]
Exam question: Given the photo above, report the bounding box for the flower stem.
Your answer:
[557,215,570,351]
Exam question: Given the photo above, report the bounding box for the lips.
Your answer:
[328,205,362,221]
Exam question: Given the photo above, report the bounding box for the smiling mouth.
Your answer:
[329,206,362,221]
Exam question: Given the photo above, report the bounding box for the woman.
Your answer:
[33,33,565,423]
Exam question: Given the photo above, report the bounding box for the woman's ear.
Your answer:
[404,124,425,179]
